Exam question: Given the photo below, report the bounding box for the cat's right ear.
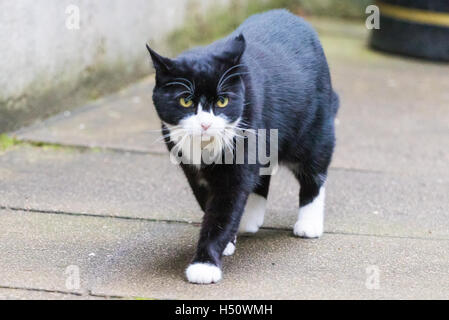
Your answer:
[221,34,246,65]
[146,44,174,75]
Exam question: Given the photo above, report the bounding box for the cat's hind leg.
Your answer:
[238,175,271,234]
[293,172,326,238]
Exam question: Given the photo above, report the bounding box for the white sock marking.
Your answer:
[185,263,222,284]
[222,242,236,256]
[239,193,267,234]
[294,187,325,238]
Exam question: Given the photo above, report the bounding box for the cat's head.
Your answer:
[147,35,247,161]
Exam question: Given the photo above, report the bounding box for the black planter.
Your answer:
[370,0,449,61]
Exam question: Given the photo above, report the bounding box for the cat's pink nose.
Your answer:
[201,123,211,131]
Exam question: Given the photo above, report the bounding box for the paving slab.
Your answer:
[13,77,166,154]
[1,146,448,239]
[330,57,449,176]
[0,209,448,300]
[323,32,449,175]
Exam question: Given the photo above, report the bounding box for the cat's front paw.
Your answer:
[185,263,222,284]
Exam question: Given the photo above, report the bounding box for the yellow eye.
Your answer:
[217,97,229,108]
[179,97,193,108]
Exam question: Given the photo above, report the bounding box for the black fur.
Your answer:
[147,10,339,276]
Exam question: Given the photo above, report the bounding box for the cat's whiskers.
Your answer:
[147,127,177,133]
[172,133,189,155]
[229,118,257,139]
[217,64,245,91]
[175,91,194,99]
[217,72,249,92]
[155,129,182,143]
[222,129,236,154]
[149,125,183,145]
[163,81,192,94]
[174,78,195,93]
[170,129,189,145]
[159,117,247,161]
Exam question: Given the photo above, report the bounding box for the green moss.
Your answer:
[132,296,156,300]
[25,141,73,152]
[0,134,99,153]
[0,134,19,151]
[0,58,148,133]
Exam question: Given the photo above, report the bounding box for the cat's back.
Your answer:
[236,9,320,56]
[181,10,322,66]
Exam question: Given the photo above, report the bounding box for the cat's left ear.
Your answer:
[219,34,246,64]
[146,44,174,75]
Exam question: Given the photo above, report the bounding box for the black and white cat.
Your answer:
[146,10,339,284]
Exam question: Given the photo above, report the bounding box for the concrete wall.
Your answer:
[0,0,230,132]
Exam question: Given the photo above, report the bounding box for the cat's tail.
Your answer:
[331,91,340,116]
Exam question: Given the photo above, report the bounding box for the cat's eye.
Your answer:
[179,97,193,108]
[217,97,229,108]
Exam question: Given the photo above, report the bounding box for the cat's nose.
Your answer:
[201,123,211,131]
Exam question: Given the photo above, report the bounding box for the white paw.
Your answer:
[239,223,260,234]
[185,263,222,284]
[239,193,266,234]
[293,219,323,238]
[222,242,236,256]
[293,187,325,239]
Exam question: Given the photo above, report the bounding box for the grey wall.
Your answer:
[0,0,230,132]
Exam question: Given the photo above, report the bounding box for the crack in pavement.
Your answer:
[0,285,84,297]
[0,285,143,300]
[1,205,448,242]
[0,205,199,226]
[6,138,166,156]
[2,138,388,176]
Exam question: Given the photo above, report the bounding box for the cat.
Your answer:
[146,9,339,284]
